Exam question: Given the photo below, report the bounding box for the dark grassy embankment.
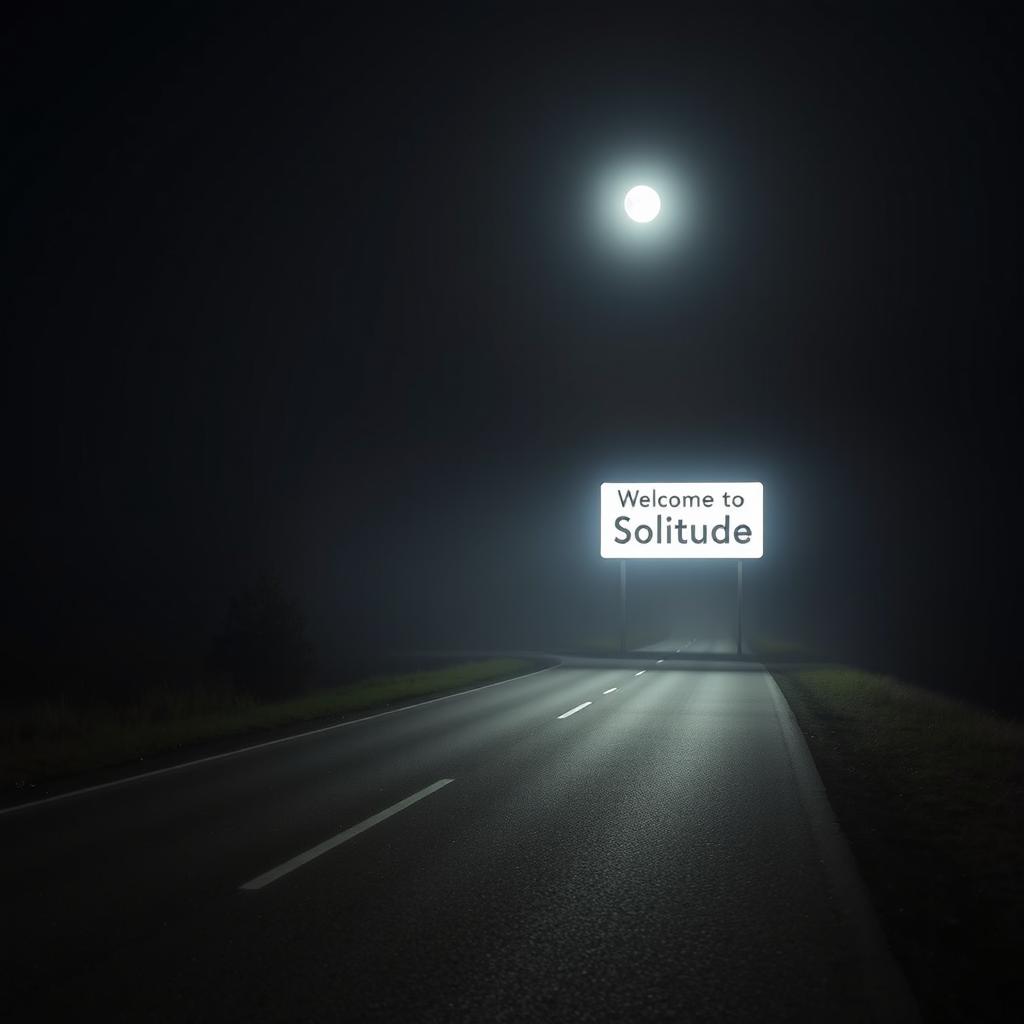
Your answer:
[1,657,540,794]
[770,662,1022,1023]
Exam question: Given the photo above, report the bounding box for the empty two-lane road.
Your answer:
[2,648,916,1022]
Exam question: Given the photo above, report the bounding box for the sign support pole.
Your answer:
[619,560,627,654]
[736,559,743,656]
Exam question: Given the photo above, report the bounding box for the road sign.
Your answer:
[600,482,764,559]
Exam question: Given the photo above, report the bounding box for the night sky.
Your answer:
[4,5,1021,707]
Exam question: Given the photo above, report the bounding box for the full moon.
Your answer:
[624,185,661,223]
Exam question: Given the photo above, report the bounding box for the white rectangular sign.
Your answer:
[600,482,763,559]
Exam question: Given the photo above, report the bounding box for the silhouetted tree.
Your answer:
[210,576,314,698]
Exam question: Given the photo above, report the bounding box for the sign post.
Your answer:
[736,560,743,656]
[619,560,627,654]
[600,482,763,655]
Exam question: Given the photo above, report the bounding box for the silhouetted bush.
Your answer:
[210,576,314,698]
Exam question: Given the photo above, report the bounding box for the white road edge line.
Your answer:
[764,673,920,1019]
[602,687,617,694]
[558,702,592,719]
[634,670,646,677]
[0,664,558,817]
[240,779,454,891]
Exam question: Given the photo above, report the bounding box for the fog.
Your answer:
[3,6,1020,713]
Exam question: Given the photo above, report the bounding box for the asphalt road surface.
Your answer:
[2,639,917,1022]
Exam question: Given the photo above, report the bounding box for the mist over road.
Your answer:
[2,644,914,1021]
[639,634,739,655]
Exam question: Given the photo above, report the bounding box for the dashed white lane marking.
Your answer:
[603,688,617,695]
[558,702,592,720]
[634,670,646,677]
[240,779,454,891]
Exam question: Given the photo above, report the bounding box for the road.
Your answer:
[1,639,916,1022]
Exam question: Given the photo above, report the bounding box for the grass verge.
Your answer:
[1,658,539,792]
[771,663,1022,1023]
[750,634,821,660]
